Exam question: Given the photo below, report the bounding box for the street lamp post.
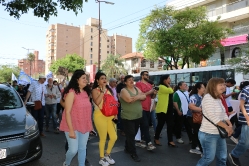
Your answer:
[95,0,114,71]
[22,47,34,76]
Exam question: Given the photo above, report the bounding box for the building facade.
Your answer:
[45,23,81,74]
[18,51,45,77]
[122,52,165,74]
[167,0,249,66]
[46,18,132,74]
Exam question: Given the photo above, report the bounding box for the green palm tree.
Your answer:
[101,54,127,79]
[27,53,35,76]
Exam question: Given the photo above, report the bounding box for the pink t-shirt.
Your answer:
[136,81,153,111]
[60,89,93,134]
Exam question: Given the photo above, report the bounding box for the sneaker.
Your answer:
[99,158,110,166]
[196,147,200,151]
[189,149,202,155]
[135,142,146,148]
[54,128,60,134]
[63,162,68,166]
[147,142,156,151]
[85,159,92,166]
[130,154,141,162]
[104,154,115,165]
[229,153,241,166]
[176,138,184,144]
[90,130,98,136]
[230,136,238,144]
[45,127,49,132]
[40,132,46,137]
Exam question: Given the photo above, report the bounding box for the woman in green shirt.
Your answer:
[120,75,146,162]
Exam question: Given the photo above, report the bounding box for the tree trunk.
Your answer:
[220,49,225,65]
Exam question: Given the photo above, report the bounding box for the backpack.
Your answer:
[101,90,119,116]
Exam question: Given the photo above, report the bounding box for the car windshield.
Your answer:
[0,86,23,109]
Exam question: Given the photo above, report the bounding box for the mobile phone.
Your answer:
[112,118,118,124]
[154,87,159,91]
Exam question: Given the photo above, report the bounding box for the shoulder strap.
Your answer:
[202,113,217,127]
[180,91,190,103]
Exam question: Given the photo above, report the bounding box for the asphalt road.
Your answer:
[22,127,249,166]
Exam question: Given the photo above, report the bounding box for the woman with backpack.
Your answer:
[92,72,118,166]
[186,82,205,155]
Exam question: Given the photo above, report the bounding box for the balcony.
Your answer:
[229,25,249,37]
[208,0,249,22]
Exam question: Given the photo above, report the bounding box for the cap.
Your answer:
[39,75,46,79]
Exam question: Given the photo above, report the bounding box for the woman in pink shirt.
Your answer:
[60,70,92,166]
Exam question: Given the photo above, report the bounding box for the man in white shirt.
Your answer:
[24,75,47,137]
[45,78,61,133]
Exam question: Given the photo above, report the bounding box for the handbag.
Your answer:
[34,88,43,111]
[202,114,229,139]
[192,112,203,124]
[34,101,42,110]
[100,90,119,117]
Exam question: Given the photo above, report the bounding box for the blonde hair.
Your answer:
[206,77,225,99]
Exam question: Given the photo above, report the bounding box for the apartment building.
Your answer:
[80,18,132,67]
[18,51,45,77]
[45,18,132,74]
[45,23,80,74]
[167,0,249,66]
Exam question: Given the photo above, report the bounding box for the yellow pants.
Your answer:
[94,110,117,158]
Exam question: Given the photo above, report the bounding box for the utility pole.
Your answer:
[22,47,34,76]
[95,0,114,71]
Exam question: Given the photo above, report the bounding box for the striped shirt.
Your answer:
[238,86,249,125]
[200,94,229,134]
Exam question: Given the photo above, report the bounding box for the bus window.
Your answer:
[223,70,235,81]
[154,75,160,85]
[211,71,222,78]
[176,73,190,84]
[170,74,176,86]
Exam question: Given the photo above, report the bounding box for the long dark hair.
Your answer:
[62,70,91,100]
[159,75,170,87]
[189,82,203,96]
[92,72,113,95]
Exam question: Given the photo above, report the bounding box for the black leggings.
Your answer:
[187,116,202,152]
[154,108,174,143]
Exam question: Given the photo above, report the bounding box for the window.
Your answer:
[150,61,154,68]
[90,42,93,46]
[91,36,93,40]
[100,55,101,60]
[107,45,109,48]
[90,60,92,64]
[100,43,101,47]
[90,54,92,59]
[107,51,109,54]
[100,49,101,53]
[90,48,93,52]
[0,86,22,108]
[100,37,101,41]
[91,28,93,32]
[107,39,109,42]
[141,59,146,67]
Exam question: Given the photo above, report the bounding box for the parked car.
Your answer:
[0,83,42,166]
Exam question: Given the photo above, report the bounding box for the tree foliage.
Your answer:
[226,44,249,74]
[0,65,20,83]
[101,54,127,79]
[136,6,231,69]
[50,54,86,74]
[1,0,88,21]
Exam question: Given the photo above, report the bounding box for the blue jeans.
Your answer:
[140,110,152,144]
[151,110,157,133]
[231,125,249,158]
[65,131,89,166]
[31,106,45,133]
[197,131,227,166]
[45,104,57,129]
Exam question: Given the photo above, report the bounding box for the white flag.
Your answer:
[11,73,17,81]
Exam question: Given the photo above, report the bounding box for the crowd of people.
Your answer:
[12,69,249,166]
